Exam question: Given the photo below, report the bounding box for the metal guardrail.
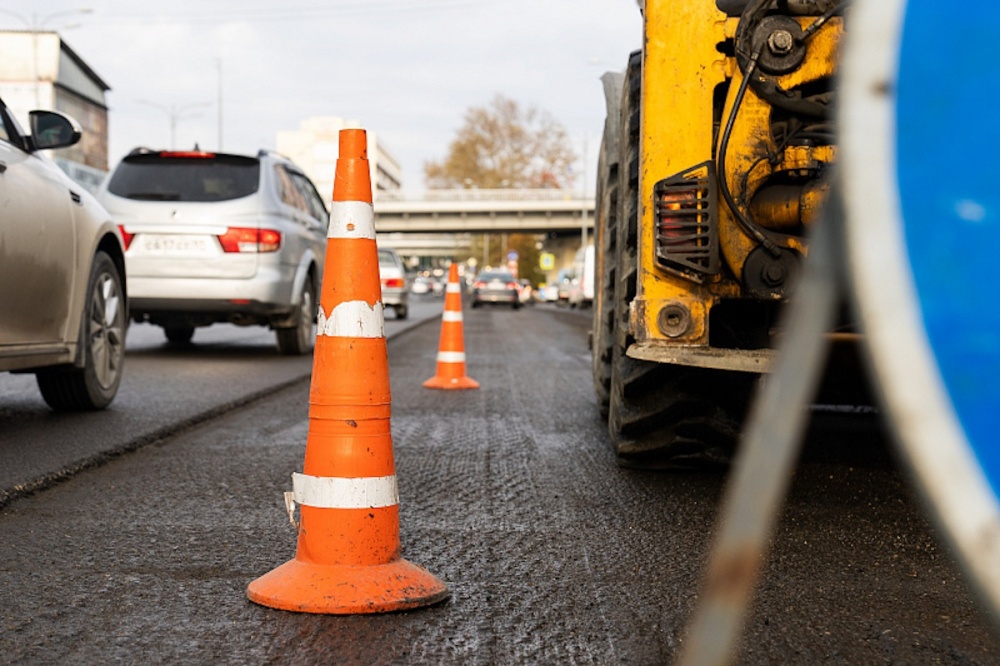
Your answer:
[376,188,587,203]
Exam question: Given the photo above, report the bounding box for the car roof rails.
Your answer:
[257,148,294,161]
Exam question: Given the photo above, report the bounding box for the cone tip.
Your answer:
[340,129,367,160]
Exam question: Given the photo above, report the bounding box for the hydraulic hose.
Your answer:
[722,0,846,256]
[718,43,783,258]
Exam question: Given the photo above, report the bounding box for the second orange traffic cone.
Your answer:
[246,129,449,614]
[424,263,479,390]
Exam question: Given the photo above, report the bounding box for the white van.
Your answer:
[568,244,594,308]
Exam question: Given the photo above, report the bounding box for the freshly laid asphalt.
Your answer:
[1,304,997,664]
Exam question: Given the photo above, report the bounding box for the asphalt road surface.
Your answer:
[1,302,997,663]
[0,299,440,506]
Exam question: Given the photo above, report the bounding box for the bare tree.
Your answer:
[424,95,577,189]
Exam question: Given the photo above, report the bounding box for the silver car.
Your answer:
[378,247,409,319]
[0,98,127,410]
[97,148,329,355]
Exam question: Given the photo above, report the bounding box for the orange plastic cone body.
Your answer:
[423,263,479,390]
[247,129,449,614]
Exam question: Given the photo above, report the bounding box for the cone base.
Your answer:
[247,557,450,614]
[423,375,480,390]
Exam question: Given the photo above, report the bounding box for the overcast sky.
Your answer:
[2,1,641,194]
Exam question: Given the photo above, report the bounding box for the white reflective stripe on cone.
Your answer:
[328,201,376,240]
[446,283,461,293]
[437,351,466,363]
[317,300,385,338]
[442,311,463,322]
[292,472,399,509]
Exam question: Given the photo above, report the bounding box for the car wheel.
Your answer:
[276,275,316,355]
[164,326,195,344]
[36,251,126,411]
[394,304,408,320]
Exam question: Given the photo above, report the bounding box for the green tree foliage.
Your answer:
[468,233,545,286]
[424,95,577,189]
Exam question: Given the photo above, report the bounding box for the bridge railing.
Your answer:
[376,188,587,203]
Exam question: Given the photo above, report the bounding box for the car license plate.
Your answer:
[135,234,216,256]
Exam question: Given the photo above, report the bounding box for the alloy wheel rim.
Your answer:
[89,272,125,389]
[302,286,316,348]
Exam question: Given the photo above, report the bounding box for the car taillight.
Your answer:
[473,281,486,289]
[160,150,215,159]
[117,225,135,250]
[506,281,518,290]
[217,227,281,253]
[382,277,404,289]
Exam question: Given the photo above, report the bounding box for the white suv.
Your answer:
[97,148,329,354]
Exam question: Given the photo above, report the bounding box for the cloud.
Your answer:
[8,0,640,191]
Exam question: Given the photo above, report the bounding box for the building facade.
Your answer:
[0,30,111,190]
[276,116,402,203]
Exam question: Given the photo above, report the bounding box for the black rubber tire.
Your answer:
[276,275,316,356]
[394,304,409,320]
[591,133,618,418]
[164,326,195,344]
[36,251,126,411]
[605,51,756,469]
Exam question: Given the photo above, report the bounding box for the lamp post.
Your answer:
[137,100,212,150]
[216,58,223,151]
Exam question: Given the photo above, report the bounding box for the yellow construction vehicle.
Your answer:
[592,0,847,466]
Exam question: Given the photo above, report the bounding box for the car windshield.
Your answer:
[106,152,260,202]
[378,249,401,267]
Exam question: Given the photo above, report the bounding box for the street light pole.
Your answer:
[581,137,589,251]
[137,100,212,150]
[216,58,223,151]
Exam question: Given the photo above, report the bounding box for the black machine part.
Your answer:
[733,0,845,117]
[718,0,842,16]
[742,245,802,299]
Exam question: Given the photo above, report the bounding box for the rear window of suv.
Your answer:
[106,152,260,202]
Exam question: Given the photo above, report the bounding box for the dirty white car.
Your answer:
[0,97,127,410]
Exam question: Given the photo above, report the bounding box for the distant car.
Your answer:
[537,285,558,303]
[472,270,521,309]
[431,273,446,294]
[557,276,576,306]
[0,97,127,410]
[378,248,408,319]
[410,276,435,296]
[517,279,535,305]
[96,147,328,355]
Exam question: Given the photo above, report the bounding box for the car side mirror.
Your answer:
[28,110,82,151]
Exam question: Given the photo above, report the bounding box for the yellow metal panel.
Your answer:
[637,0,729,344]
[635,7,841,348]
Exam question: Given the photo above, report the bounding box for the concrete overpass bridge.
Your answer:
[373,188,595,277]
[374,188,594,234]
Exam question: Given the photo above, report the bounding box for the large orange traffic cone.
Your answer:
[423,263,479,390]
[247,129,449,614]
